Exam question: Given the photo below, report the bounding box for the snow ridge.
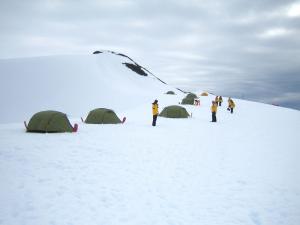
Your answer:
[0,52,174,123]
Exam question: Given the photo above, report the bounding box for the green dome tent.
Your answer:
[166,91,175,95]
[181,97,195,105]
[186,93,198,99]
[159,105,190,118]
[181,93,198,105]
[26,110,74,133]
[85,108,121,124]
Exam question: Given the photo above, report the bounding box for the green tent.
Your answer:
[181,97,195,105]
[186,93,198,99]
[85,108,121,124]
[181,93,198,105]
[159,105,190,118]
[166,91,175,95]
[27,110,73,133]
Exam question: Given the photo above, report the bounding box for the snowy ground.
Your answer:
[0,52,171,123]
[0,53,300,225]
[1,93,300,225]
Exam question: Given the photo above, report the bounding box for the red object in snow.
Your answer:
[73,123,78,132]
[194,99,200,106]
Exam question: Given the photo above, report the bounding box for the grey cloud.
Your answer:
[0,0,299,109]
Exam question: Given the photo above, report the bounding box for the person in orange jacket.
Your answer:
[152,99,159,126]
[211,101,218,122]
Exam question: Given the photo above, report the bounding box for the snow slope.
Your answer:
[0,53,300,225]
[0,51,172,123]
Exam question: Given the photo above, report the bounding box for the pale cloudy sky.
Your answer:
[1,0,300,109]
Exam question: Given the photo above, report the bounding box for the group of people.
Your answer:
[210,96,235,122]
[151,96,236,126]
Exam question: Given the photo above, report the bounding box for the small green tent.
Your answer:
[27,110,73,133]
[166,91,175,95]
[181,97,195,105]
[181,93,198,105]
[186,93,198,99]
[85,108,121,124]
[159,105,190,118]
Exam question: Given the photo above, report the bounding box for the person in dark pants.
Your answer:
[211,101,217,122]
[228,98,235,114]
[215,96,219,106]
[219,96,223,106]
[152,99,159,126]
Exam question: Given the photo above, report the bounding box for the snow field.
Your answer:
[0,94,300,225]
[0,52,300,225]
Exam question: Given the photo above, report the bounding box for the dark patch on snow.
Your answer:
[95,50,168,84]
[176,88,188,93]
[141,67,167,84]
[157,77,167,84]
[93,51,103,54]
[116,53,136,63]
[122,63,148,76]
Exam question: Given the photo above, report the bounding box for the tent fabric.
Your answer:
[186,93,198,99]
[85,108,121,124]
[159,105,190,118]
[166,91,175,95]
[181,97,195,105]
[181,93,198,105]
[27,110,73,133]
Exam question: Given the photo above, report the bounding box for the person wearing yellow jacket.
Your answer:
[152,99,159,126]
[211,101,218,122]
[227,98,235,113]
[215,96,219,105]
[219,96,223,106]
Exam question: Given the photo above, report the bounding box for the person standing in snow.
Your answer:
[219,96,223,106]
[211,101,218,122]
[227,98,235,113]
[215,96,219,106]
[152,99,159,126]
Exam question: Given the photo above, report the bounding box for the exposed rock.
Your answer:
[122,63,148,76]
[93,51,103,54]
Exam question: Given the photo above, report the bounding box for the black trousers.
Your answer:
[212,112,217,122]
[152,115,158,126]
[219,102,222,106]
[231,108,233,113]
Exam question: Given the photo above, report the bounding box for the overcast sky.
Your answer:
[1,0,300,109]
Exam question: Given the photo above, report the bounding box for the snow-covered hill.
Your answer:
[0,53,300,225]
[0,51,172,123]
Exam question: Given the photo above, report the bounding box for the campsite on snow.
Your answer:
[0,51,300,225]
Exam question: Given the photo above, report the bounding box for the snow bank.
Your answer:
[0,53,300,225]
[0,52,172,123]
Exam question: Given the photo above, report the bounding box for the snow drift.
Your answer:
[0,51,172,123]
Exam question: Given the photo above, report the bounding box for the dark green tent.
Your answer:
[181,97,195,105]
[85,108,121,124]
[181,93,198,105]
[27,110,73,133]
[166,91,175,95]
[186,93,198,99]
[159,105,190,118]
